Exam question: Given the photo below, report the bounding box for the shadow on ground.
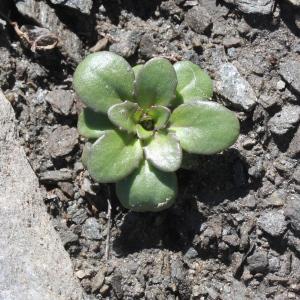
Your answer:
[112,149,262,256]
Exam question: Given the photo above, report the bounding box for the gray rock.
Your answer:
[110,31,142,58]
[247,250,268,273]
[268,256,280,273]
[15,0,82,62]
[215,63,257,111]
[258,94,278,109]
[288,125,300,157]
[185,6,212,34]
[58,182,74,197]
[285,194,300,234]
[59,228,79,246]
[293,166,300,184]
[223,37,242,48]
[71,208,89,225]
[0,90,85,300]
[160,1,182,16]
[184,247,198,259]
[49,0,93,14]
[39,168,73,182]
[139,34,157,59]
[81,218,101,240]
[257,211,287,237]
[223,234,240,247]
[111,274,123,299]
[0,47,13,89]
[48,126,79,158]
[279,60,300,94]
[91,268,106,292]
[46,90,74,116]
[268,105,300,136]
[223,0,275,15]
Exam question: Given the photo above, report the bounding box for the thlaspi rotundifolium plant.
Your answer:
[73,51,240,212]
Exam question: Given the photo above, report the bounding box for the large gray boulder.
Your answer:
[0,90,86,300]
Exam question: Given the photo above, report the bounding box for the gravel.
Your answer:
[0,91,85,300]
[2,1,300,299]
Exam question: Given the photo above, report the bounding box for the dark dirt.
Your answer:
[1,0,300,299]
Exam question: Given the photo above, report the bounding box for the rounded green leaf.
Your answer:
[108,101,139,133]
[136,124,153,140]
[169,100,240,154]
[73,51,135,113]
[134,58,178,108]
[78,108,114,139]
[87,130,143,183]
[174,61,213,105]
[116,160,177,212]
[132,64,143,78]
[144,132,182,172]
[147,105,171,130]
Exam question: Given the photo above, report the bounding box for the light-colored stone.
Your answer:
[279,60,300,94]
[268,105,300,136]
[286,0,300,6]
[223,0,275,15]
[0,90,86,300]
[215,63,257,111]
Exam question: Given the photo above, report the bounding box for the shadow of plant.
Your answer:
[112,149,262,256]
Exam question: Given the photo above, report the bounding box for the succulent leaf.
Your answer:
[147,105,171,130]
[73,51,135,113]
[116,160,177,212]
[136,124,153,140]
[108,101,139,133]
[169,100,240,154]
[134,58,178,108]
[144,132,182,172]
[174,61,213,105]
[132,64,144,78]
[78,108,114,139]
[87,130,143,183]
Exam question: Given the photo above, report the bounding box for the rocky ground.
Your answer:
[1,0,300,299]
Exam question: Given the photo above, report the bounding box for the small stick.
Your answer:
[105,197,112,261]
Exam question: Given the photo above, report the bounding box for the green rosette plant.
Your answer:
[73,51,240,212]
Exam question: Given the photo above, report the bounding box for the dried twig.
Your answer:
[105,195,112,261]
[89,37,108,53]
[11,21,58,52]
